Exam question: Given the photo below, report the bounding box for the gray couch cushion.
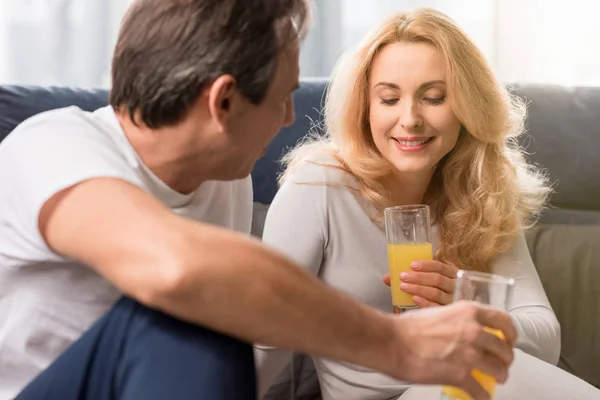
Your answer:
[526,224,600,389]
[514,85,600,212]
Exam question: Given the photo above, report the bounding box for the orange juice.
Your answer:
[441,328,505,400]
[387,242,433,309]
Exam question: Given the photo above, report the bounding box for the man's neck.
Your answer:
[115,111,218,195]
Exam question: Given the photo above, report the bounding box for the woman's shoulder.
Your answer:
[281,152,360,190]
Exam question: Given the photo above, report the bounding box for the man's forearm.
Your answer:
[148,220,400,376]
[40,178,399,375]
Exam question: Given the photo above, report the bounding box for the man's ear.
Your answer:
[207,75,237,131]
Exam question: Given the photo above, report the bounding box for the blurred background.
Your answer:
[1,0,599,88]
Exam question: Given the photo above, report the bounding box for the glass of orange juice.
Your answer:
[441,270,515,400]
[384,205,432,314]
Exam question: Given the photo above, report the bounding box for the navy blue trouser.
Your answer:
[16,297,257,400]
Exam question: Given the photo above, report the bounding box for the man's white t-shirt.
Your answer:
[0,106,253,399]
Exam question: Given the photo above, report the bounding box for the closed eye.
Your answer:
[424,97,445,105]
[381,98,399,106]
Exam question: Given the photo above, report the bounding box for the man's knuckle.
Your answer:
[457,301,478,318]
[455,366,472,384]
[464,322,482,343]
[464,348,479,366]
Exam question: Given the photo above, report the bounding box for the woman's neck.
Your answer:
[386,167,437,206]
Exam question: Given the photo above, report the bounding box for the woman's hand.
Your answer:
[383,260,460,308]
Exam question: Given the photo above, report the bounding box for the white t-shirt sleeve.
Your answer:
[254,161,329,396]
[0,110,141,262]
[491,232,562,365]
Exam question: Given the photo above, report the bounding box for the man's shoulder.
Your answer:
[11,106,103,134]
[2,106,112,151]
[0,106,128,166]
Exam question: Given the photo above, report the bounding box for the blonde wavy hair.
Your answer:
[279,8,551,271]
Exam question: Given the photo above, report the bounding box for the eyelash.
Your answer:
[380,97,446,106]
[425,97,445,105]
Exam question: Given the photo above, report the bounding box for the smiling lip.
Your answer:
[392,136,434,152]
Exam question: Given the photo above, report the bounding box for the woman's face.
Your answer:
[368,42,461,178]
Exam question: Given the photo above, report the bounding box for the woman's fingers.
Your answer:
[400,271,455,294]
[411,260,460,279]
[400,282,453,305]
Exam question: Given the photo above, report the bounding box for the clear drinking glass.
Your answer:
[440,270,515,400]
[384,205,432,314]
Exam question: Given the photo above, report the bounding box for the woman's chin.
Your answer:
[390,161,436,176]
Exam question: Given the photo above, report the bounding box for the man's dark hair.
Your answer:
[109,0,311,129]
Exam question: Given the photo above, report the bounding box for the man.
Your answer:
[0,1,516,399]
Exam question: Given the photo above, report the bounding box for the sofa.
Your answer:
[1,80,598,397]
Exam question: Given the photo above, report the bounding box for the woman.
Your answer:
[255,8,600,400]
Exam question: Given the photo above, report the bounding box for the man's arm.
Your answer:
[40,178,517,400]
[39,178,396,368]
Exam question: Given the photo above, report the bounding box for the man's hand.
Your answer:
[383,260,459,307]
[387,301,516,400]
